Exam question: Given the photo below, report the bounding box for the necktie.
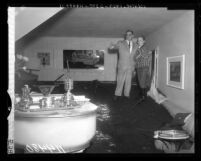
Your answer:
[128,41,130,49]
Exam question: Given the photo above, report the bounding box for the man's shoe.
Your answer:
[124,96,130,100]
[143,88,148,98]
[113,95,120,101]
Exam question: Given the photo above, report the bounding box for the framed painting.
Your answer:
[166,55,185,89]
[63,50,104,69]
[37,52,50,66]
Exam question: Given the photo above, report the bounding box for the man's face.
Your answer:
[137,37,145,46]
[125,31,134,41]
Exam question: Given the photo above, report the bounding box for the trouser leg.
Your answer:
[142,88,147,98]
[124,70,133,97]
[137,68,149,99]
[146,73,151,91]
[137,68,143,97]
[139,68,147,88]
[135,69,141,90]
[139,68,151,86]
[144,67,151,95]
[115,69,126,96]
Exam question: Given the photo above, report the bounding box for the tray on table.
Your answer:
[156,130,190,140]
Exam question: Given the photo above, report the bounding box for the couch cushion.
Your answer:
[171,113,191,126]
[182,113,194,139]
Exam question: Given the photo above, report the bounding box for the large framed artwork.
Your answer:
[166,55,185,89]
[63,50,104,69]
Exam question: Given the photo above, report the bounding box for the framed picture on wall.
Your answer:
[63,50,104,69]
[166,55,185,89]
[37,52,50,67]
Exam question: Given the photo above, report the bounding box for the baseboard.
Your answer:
[99,81,137,85]
[44,80,137,86]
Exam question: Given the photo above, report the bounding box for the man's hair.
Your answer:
[125,29,134,35]
[124,29,134,39]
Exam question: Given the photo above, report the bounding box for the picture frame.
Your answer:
[63,50,104,69]
[166,55,185,89]
[37,52,50,66]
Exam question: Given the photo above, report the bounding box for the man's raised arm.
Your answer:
[108,41,121,53]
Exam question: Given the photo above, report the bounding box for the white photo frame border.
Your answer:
[166,55,185,89]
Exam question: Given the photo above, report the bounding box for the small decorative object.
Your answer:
[37,85,57,108]
[64,77,73,92]
[39,98,47,109]
[15,54,29,79]
[73,95,90,106]
[166,55,185,89]
[20,85,33,109]
[51,97,55,107]
[38,85,56,97]
[64,60,74,107]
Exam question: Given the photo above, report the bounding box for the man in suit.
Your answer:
[109,30,138,101]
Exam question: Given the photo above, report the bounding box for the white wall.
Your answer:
[146,11,194,113]
[15,7,63,40]
[24,37,119,81]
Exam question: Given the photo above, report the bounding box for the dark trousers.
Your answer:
[136,67,150,88]
[136,67,151,97]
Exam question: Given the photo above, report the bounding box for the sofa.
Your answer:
[154,100,194,153]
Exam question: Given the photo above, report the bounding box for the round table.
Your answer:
[14,99,98,153]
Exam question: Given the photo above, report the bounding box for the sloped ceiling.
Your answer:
[44,7,187,38]
[15,7,188,51]
[15,7,63,40]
